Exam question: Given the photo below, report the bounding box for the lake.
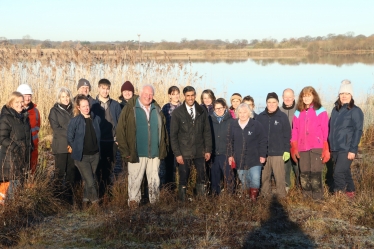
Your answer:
[177,55,374,113]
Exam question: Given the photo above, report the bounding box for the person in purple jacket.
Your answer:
[291,86,330,200]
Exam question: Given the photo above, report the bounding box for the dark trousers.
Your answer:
[285,157,300,187]
[54,153,77,189]
[211,155,234,195]
[75,153,100,202]
[97,141,117,196]
[178,157,206,186]
[332,151,355,192]
[299,149,324,199]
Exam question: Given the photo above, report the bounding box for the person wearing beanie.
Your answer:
[74,78,96,108]
[119,81,135,109]
[257,92,291,198]
[328,80,363,198]
[291,86,329,200]
[229,93,242,118]
[16,84,40,175]
[279,88,300,192]
[93,78,122,197]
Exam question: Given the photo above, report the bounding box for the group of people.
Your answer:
[0,78,363,208]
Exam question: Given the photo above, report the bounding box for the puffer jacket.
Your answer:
[116,96,168,163]
[0,105,32,181]
[291,105,329,151]
[67,113,101,161]
[48,103,74,154]
[328,102,363,153]
[170,101,212,159]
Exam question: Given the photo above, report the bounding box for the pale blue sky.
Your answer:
[1,0,373,42]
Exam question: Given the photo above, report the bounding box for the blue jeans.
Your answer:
[237,166,262,189]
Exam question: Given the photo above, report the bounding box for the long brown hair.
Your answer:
[335,97,355,111]
[74,94,90,117]
[200,89,216,105]
[296,86,322,112]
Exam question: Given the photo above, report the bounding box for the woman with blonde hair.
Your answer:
[67,95,101,208]
[0,92,32,204]
[291,86,330,200]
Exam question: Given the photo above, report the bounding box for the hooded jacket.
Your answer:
[328,102,363,154]
[0,105,32,181]
[116,96,168,163]
[170,101,212,159]
[48,103,74,154]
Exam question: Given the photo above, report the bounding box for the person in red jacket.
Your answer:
[17,84,40,174]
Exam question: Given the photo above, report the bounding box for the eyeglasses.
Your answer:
[214,107,224,111]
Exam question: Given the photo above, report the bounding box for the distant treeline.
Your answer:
[1,32,374,52]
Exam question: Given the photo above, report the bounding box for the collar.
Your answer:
[282,100,295,110]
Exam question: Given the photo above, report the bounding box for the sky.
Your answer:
[1,0,374,42]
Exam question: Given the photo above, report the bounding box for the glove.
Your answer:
[283,152,290,162]
[290,141,299,162]
[321,141,330,163]
[67,145,72,154]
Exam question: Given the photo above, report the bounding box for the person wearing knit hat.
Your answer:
[229,93,242,118]
[74,78,96,108]
[328,80,363,198]
[257,91,291,199]
[119,81,135,109]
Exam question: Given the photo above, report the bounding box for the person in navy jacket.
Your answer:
[67,95,101,208]
[328,80,363,198]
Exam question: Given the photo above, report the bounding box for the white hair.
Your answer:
[140,84,155,94]
[237,103,254,119]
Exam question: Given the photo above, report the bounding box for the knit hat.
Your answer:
[266,92,279,102]
[77,78,91,91]
[339,80,353,95]
[98,78,111,86]
[121,81,135,93]
[230,93,242,103]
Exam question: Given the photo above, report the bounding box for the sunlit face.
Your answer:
[243,100,254,110]
[238,107,250,122]
[23,94,32,107]
[139,86,154,107]
[169,90,180,104]
[202,93,213,106]
[12,96,24,113]
[339,92,352,104]
[266,98,278,112]
[78,86,90,96]
[214,103,225,116]
[184,91,196,107]
[60,92,70,105]
[78,100,90,116]
[283,90,295,107]
[303,93,314,106]
[122,90,133,101]
[231,98,241,109]
[98,84,110,99]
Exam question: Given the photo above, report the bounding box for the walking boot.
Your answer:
[178,185,186,201]
[196,184,206,197]
[249,188,259,202]
[311,172,323,200]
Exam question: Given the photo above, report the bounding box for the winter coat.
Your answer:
[279,101,297,127]
[67,113,101,161]
[26,102,40,149]
[328,103,364,154]
[0,105,32,181]
[229,119,267,170]
[291,105,329,152]
[116,96,168,163]
[209,110,234,156]
[257,108,291,156]
[170,101,212,159]
[48,103,73,154]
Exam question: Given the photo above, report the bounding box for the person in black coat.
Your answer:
[0,91,32,202]
[170,86,212,201]
[67,95,101,207]
[48,87,76,202]
[328,80,364,198]
[228,103,267,201]
[209,98,234,195]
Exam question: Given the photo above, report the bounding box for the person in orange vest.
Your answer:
[17,84,40,174]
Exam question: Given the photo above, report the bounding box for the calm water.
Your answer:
[180,56,374,113]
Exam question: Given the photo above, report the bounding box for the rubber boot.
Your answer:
[300,172,312,199]
[196,184,206,197]
[249,188,259,202]
[311,172,323,200]
[178,185,186,201]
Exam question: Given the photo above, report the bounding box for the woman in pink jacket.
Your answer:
[291,86,330,200]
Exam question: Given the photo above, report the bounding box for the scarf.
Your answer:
[213,110,227,123]
[169,102,181,116]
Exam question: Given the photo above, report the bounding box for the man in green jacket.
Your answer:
[116,85,168,208]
